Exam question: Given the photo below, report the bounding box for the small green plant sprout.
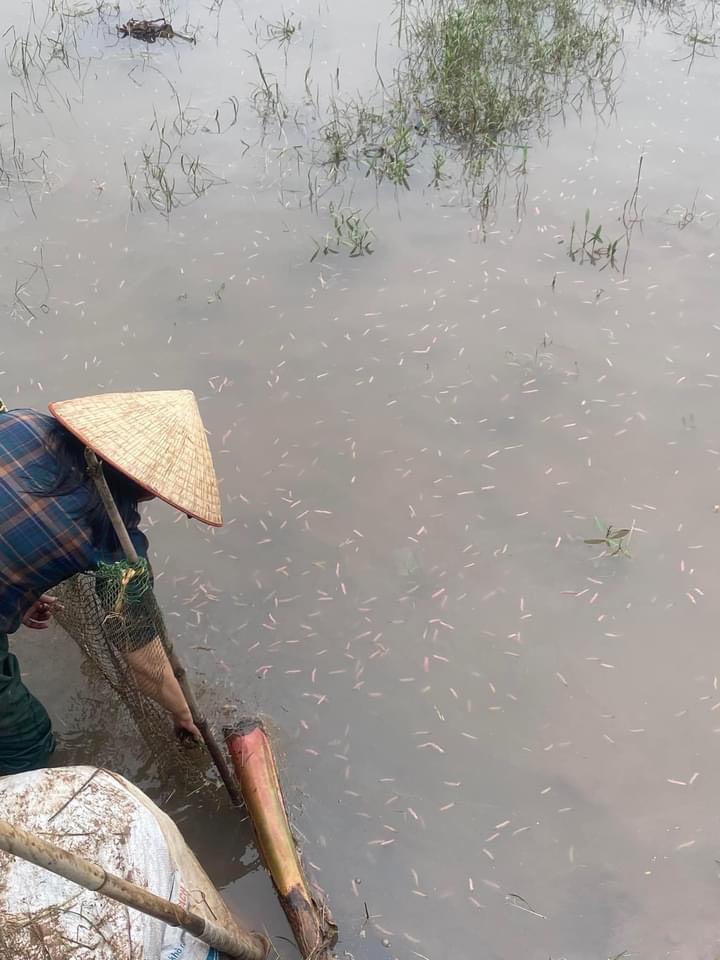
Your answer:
[310,204,374,261]
[429,149,449,187]
[584,518,633,557]
[568,209,624,269]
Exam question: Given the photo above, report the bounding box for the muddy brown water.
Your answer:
[5,0,720,957]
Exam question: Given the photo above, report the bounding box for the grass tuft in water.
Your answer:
[306,0,620,211]
[568,209,624,269]
[584,518,633,557]
[410,0,615,148]
[123,109,227,217]
[566,155,644,272]
[264,12,300,51]
[250,54,289,128]
[311,204,375,261]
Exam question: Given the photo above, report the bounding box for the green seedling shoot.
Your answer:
[584,518,633,557]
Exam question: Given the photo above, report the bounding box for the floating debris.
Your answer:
[116,18,196,44]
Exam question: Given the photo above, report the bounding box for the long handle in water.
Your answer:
[0,818,269,960]
[225,720,338,959]
[165,638,242,805]
[84,449,242,807]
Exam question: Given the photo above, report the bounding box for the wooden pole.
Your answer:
[84,449,242,807]
[163,638,243,806]
[0,819,269,960]
[84,450,140,564]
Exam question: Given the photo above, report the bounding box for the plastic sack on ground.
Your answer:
[0,765,237,959]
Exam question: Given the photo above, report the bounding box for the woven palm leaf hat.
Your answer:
[48,390,223,527]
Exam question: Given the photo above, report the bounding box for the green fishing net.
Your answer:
[52,560,234,794]
[51,559,200,768]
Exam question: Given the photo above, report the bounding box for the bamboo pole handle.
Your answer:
[84,450,139,563]
[0,819,269,960]
[164,637,243,806]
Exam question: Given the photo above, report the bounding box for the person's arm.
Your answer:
[96,522,200,739]
[99,524,200,737]
[126,637,201,740]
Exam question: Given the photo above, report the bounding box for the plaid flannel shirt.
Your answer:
[0,408,148,634]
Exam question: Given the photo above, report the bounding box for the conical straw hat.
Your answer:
[48,390,223,527]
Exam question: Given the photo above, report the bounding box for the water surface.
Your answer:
[6,1,720,957]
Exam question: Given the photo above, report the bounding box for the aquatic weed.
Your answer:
[568,210,624,269]
[250,53,289,128]
[306,0,621,210]
[401,0,620,174]
[311,204,375,261]
[567,155,643,271]
[584,519,633,557]
[124,110,227,216]
[264,12,300,52]
[429,149,449,187]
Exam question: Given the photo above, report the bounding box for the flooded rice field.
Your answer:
[6,0,720,957]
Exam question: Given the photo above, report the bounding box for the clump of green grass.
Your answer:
[568,209,624,269]
[310,0,620,203]
[247,0,623,250]
[401,0,619,175]
[319,97,417,186]
[311,204,374,261]
[366,121,418,189]
[566,156,643,272]
[124,112,226,216]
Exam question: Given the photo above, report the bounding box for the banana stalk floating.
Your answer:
[225,720,337,959]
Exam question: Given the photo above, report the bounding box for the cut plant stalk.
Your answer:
[225,720,338,960]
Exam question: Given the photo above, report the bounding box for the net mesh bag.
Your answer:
[51,558,209,775]
[54,559,165,704]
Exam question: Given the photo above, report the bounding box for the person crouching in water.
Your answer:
[0,390,223,773]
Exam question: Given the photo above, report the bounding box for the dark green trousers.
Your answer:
[0,633,55,774]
